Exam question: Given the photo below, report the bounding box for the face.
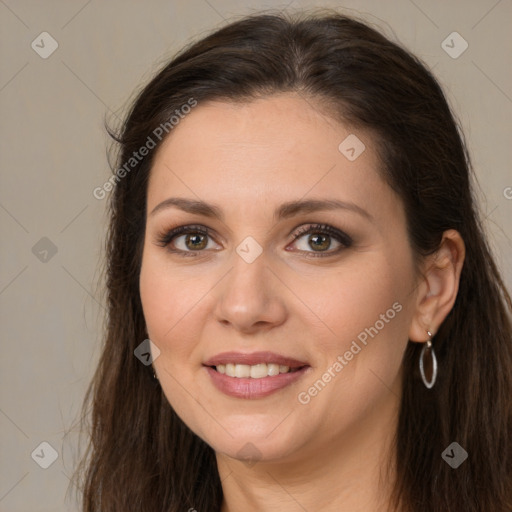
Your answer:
[139,93,419,465]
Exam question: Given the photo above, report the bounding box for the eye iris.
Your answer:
[309,233,330,251]
[186,233,207,250]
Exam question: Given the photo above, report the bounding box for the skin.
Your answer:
[139,93,465,511]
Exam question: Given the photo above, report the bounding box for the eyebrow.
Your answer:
[150,197,374,222]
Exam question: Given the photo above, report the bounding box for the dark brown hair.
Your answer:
[71,9,512,511]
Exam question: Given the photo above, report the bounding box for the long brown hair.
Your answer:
[71,9,512,511]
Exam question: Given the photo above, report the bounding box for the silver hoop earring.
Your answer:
[419,331,438,389]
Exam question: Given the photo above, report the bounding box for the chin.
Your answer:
[214,436,300,465]
[195,417,308,466]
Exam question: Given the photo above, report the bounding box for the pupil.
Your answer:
[187,233,207,250]
[310,234,329,251]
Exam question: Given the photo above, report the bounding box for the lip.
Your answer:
[203,351,311,399]
[205,366,311,399]
[203,351,309,368]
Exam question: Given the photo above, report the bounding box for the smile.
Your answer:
[205,366,310,399]
[203,351,311,399]
[214,363,303,378]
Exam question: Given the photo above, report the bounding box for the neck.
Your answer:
[216,384,401,512]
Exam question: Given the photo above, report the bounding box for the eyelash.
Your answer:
[155,223,353,258]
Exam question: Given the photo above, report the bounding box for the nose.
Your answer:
[213,250,287,335]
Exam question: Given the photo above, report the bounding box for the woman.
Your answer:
[72,9,512,511]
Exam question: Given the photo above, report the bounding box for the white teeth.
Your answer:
[235,364,250,378]
[267,363,280,376]
[250,363,268,379]
[215,363,299,378]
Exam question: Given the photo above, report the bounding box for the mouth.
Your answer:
[210,362,306,378]
[203,351,311,399]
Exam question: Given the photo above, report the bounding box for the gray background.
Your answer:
[1,0,511,510]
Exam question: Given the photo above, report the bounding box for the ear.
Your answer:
[408,229,466,342]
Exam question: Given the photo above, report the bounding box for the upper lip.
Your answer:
[203,351,309,368]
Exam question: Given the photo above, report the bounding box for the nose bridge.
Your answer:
[214,238,285,331]
[226,239,270,306]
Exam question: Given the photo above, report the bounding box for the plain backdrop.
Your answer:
[1,1,511,510]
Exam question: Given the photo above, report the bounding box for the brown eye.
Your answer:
[290,223,352,257]
[306,233,331,251]
[155,225,218,255]
[182,232,208,250]
[155,223,352,258]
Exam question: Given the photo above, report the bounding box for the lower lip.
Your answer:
[205,366,310,399]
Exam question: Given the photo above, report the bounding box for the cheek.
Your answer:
[298,252,412,383]
[139,251,218,439]
[139,252,192,357]
[288,260,411,437]
[302,257,402,332]
[139,254,171,341]
[139,250,219,370]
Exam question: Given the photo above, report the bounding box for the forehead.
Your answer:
[146,93,398,224]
